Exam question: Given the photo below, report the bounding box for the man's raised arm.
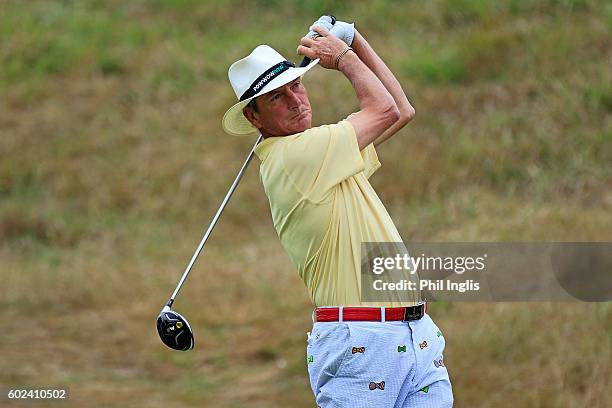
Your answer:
[298,26,400,151]
[351,29,415,146]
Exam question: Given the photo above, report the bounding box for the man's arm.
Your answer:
[298,26,400,151]
[350,29,415,146]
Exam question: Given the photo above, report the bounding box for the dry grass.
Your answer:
[1,0,611,407]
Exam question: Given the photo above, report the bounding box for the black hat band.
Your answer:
[239,60,296,102]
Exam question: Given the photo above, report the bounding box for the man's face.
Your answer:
[243,77,312,137]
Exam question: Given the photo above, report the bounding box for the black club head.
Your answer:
[156,307,194,351]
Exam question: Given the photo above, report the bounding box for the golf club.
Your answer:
[157,134,263,351]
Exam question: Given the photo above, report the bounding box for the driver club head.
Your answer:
[156,306,194,351]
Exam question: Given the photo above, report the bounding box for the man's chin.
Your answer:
[294,114,312,132]
[274,116,311,136]
[293,123,311,134]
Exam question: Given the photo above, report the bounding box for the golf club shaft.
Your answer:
[166,134,263,307]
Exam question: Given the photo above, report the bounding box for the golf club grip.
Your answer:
[299,56,312,68]
[167,134,264,303]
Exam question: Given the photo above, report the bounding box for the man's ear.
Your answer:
[243,106,262,129]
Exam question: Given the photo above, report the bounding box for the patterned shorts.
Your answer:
[306,313,453,407]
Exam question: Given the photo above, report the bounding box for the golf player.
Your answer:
[222,21,453,407]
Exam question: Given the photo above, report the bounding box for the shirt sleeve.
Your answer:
[281,120,364,201]
[343,113,381,179]
[361,143,381,179]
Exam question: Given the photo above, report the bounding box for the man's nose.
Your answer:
[286,90,301,107]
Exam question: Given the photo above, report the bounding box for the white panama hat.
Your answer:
[222,45,319,136]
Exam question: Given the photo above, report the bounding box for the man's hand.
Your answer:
[297,26,350,70]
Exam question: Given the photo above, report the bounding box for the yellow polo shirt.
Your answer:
[254,119,420,306]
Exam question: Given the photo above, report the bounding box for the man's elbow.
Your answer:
[398,105,415,126]
[382,103,414,129]
[381,104,401,128]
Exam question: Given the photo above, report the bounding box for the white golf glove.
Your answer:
[307,16,355,46]
[330,21,355,46]
[306,15,334,37]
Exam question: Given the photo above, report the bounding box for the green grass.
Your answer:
[1,0,610,406]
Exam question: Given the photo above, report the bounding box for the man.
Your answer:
[222,22,453,408]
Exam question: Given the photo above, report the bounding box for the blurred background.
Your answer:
[1,0,610,407]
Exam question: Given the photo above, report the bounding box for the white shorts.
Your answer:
[306,313,453,407]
